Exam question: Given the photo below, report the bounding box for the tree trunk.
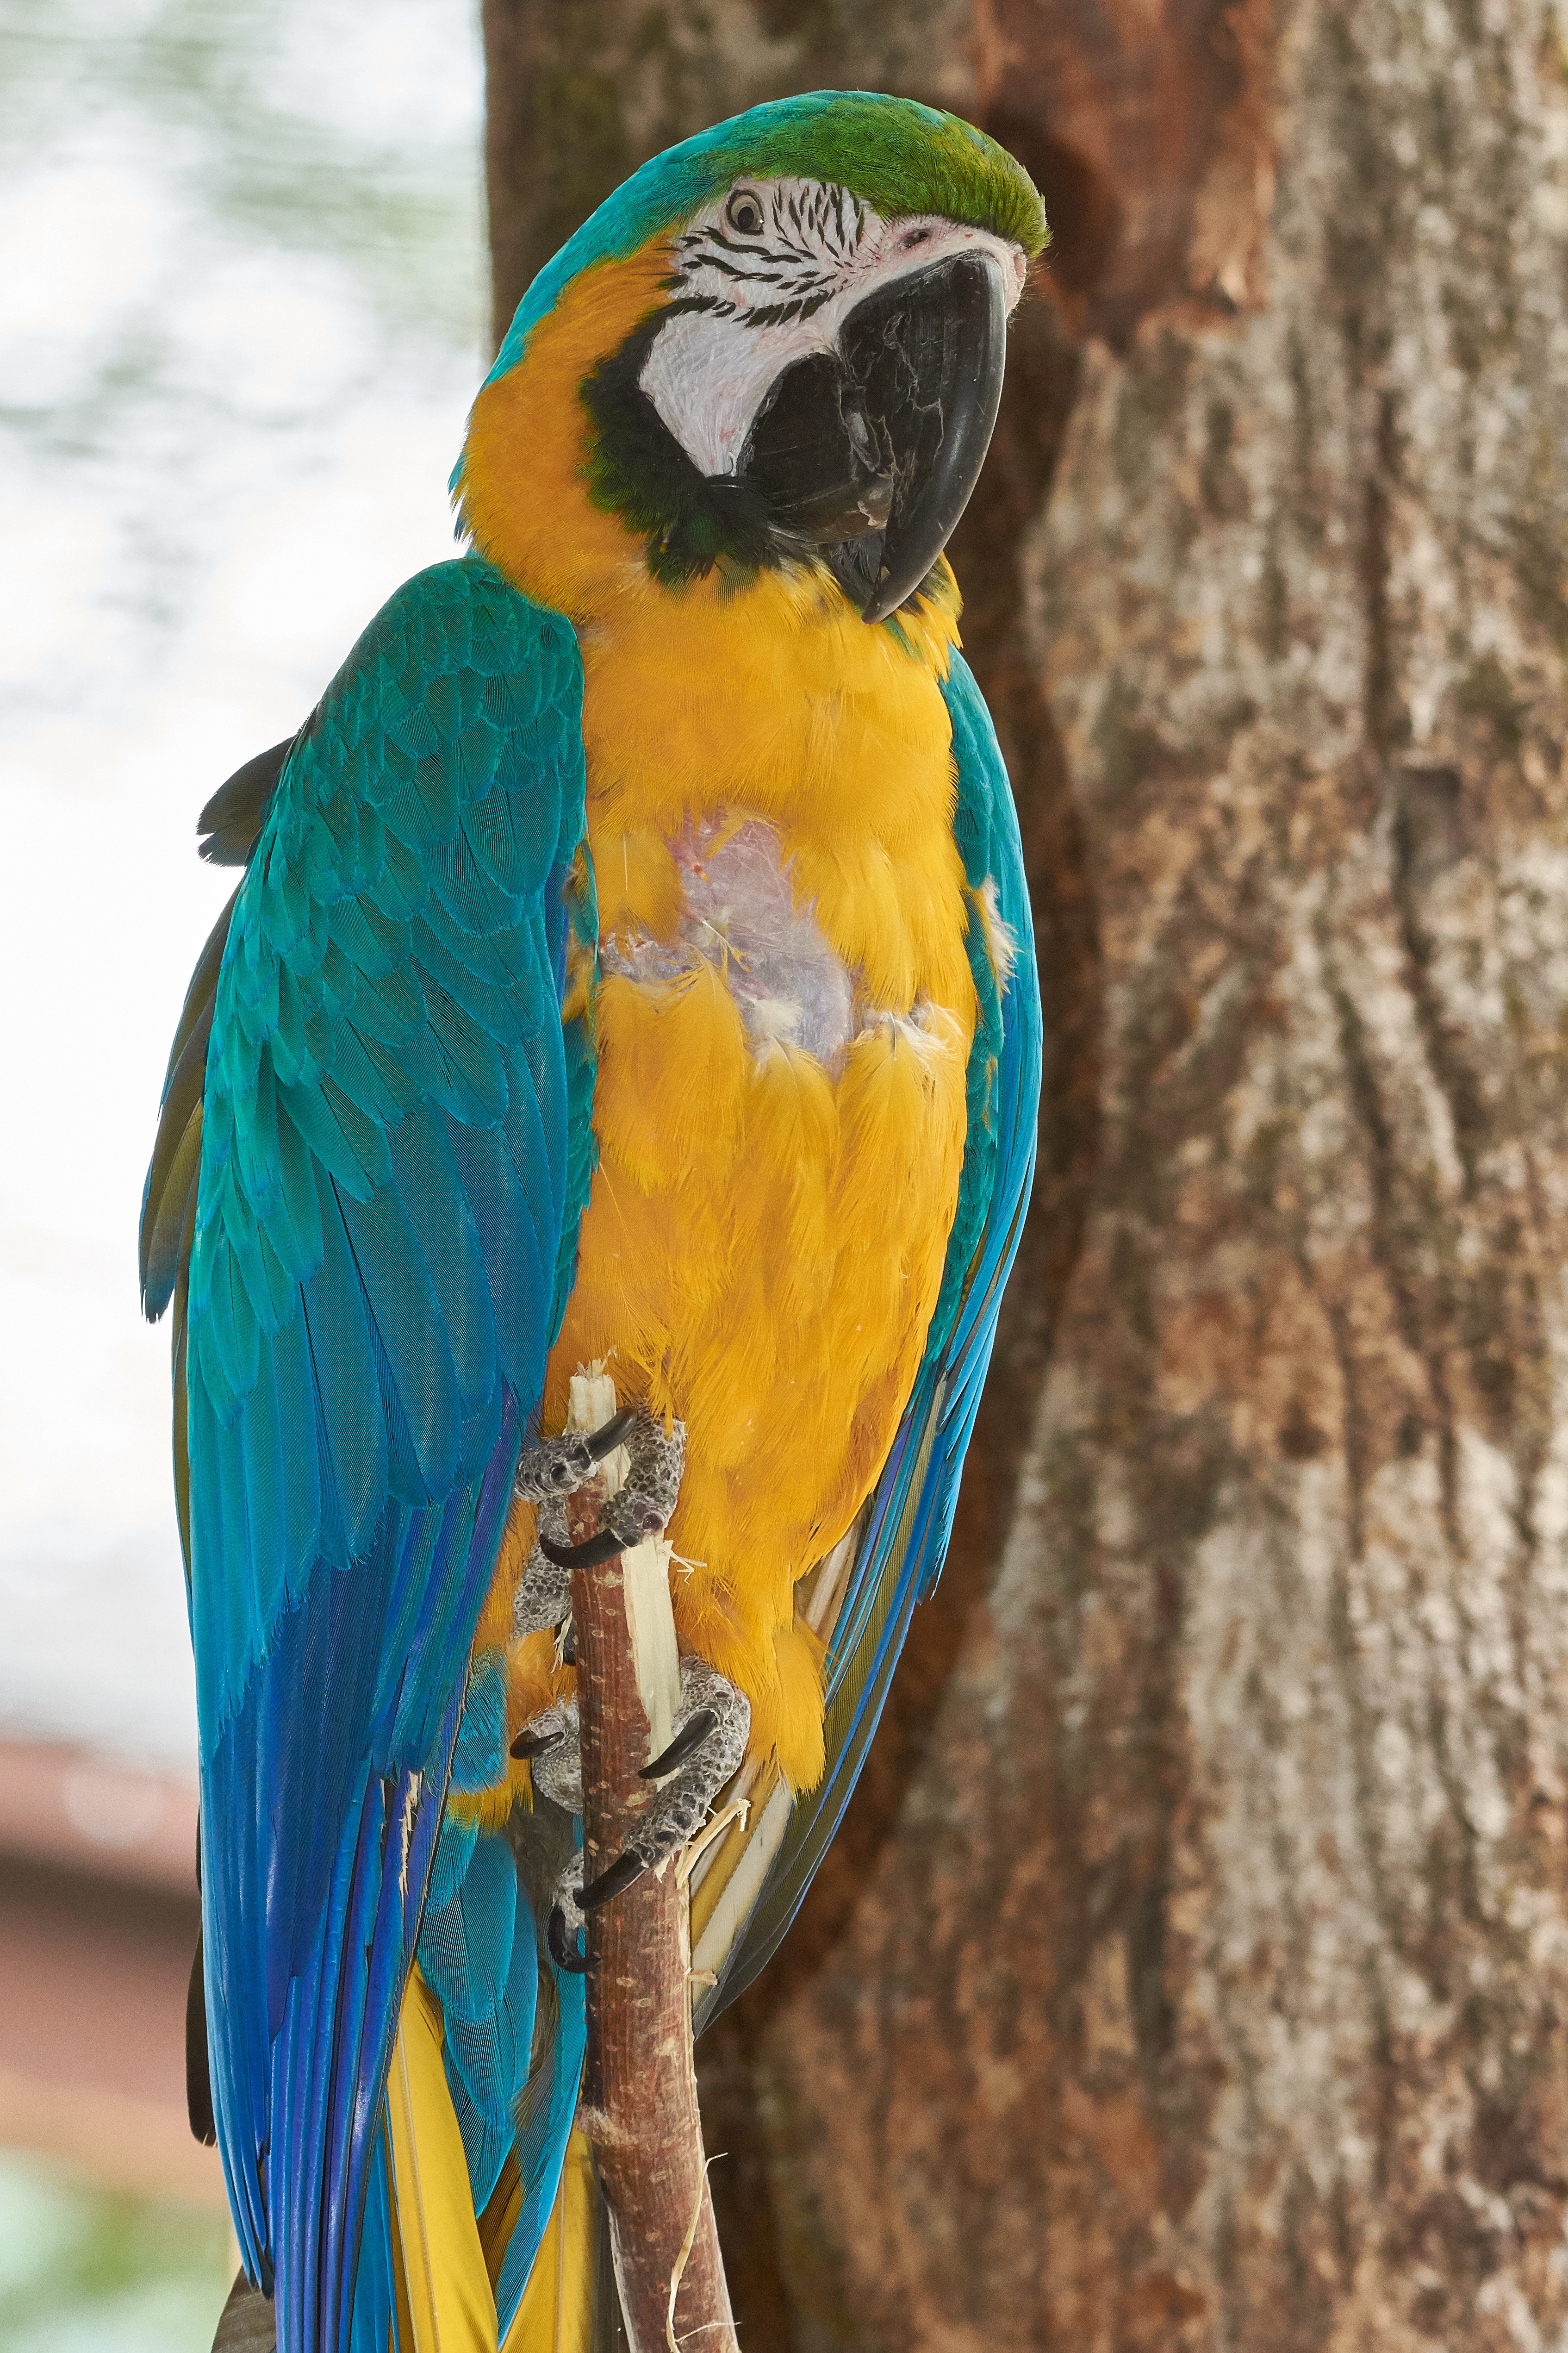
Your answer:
[482,2,1568,2343]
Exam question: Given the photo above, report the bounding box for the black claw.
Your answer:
[560,1626,576,1667]
[639,1708,719,1781]
[580,1850,647,1911]
[540,1529,625,1571]
[585,1408,637,1462]
[548,1905,589,1973]
[510,1727,564,1761]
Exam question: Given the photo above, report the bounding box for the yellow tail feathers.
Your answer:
[386,1966,497,2352]
[385,1968,608,2353]
[498,2132,602,2353]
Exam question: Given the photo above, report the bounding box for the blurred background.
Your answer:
[0,1,485,2339]
[10,0,1568,2342]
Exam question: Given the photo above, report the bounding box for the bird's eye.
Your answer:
[725,188,765,236]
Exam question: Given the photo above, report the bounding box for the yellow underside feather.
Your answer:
[498,2135,601,2353]
[386,1973,604,2353]
[387,1967,498,2353]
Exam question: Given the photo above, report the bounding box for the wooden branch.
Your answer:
[563,1376,738,2353]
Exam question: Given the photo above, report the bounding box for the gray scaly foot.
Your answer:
[527,1656,749,1969]
[508,1693,593,1973]
[511,1408,686,1638]
[508,1408,734,1968]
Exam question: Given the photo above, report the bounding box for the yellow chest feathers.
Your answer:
[539,571,978,1789]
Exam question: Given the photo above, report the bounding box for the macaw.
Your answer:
[140,88,1045,2353]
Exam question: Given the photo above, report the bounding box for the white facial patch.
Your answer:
[637,177,1027,482]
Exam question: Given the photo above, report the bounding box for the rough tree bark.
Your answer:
[482,2,1568,2344]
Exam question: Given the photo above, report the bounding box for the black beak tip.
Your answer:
[860,567,901,627]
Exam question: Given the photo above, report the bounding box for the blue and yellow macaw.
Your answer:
[141,89,1044,2353]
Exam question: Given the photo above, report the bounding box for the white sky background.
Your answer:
[0,0,488,1770]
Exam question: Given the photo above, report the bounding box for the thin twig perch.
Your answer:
[563,1376,738,2353]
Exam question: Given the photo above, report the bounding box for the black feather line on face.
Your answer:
[579,312,782,586]
[671,181,868,308]
[743,287,837,329]
[697,252,790,285]
[685,224,768,259]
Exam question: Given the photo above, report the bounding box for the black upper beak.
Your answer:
[737,251,1008,624]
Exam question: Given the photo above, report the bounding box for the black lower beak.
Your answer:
[738,252,1008,624]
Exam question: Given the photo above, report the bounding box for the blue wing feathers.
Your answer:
[448,1653,509,1795]
[165,558,590,2351]
[492,1966,588,2336]
[420,1661,545,2210]
[425,1814,480,1914]
[422,1834,517,2026]
[348,2139,397,2353]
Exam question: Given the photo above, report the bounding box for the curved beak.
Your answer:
[847,254,1009,623]
[737,251,1009,623]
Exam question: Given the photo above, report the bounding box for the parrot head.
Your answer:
[456,92,1047,626]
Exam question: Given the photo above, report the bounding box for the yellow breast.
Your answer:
[461,253,978,1790]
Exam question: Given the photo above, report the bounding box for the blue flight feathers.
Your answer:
[168,556,593,2353]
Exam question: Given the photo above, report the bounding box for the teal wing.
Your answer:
[139,556,595,2353]
[699,648,1041,2023]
